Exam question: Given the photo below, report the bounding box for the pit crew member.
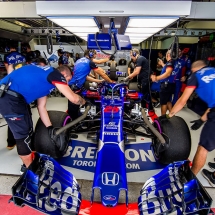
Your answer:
[166,60,215,186]
[0,64,85,170]
[58,49,69,66]
[171,47,186,105]
[123,49,153,110]
[4,44,26,74]
[151,50,175,115]
[68,49,114,120]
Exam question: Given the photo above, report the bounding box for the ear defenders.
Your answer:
[88,50,95,58]
[132,50,137,57]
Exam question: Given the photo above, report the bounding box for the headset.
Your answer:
[131,49,137,57]
[88,49,95,58]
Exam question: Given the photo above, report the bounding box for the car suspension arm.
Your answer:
[55,106,91,135]
[141,109,166,144]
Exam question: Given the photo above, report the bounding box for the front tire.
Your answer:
[153,116,191,164]
[34,111,71,158]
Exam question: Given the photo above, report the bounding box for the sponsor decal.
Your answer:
[103,195,116,201]
[201,74,215,83]
[9,117,21,121]
[104,132,119,135]
[58,140,166,173]
[102,172,119,186]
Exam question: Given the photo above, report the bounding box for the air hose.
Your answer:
[94,32,117,55]
[46,33,53,55]
[55,105,91,135]
[141,109,166,144]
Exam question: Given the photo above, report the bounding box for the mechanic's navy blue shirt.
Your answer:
[0,65,67,104]
[58,53,69,65]
[69,57,97,88]
[187,67,215,108]
[174,57,186,80]
[185,57,192,76]
[160,60,175,83]
[4,51,26,65]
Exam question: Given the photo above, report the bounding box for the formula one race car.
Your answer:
[10,78,215,215]
[32,80,191,206]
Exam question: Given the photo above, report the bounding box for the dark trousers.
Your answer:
[7,126,16,147]
[0,94,33,140]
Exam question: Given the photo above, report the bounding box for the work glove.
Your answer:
[158,114,170,122]
[47,126,69,153]
[190,119,204,130]
[122,77,130,82]
[47,126,58,142]
[81,100,92,109]
[109,55,115,61]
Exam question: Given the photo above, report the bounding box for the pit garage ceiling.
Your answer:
[1,1,215,43]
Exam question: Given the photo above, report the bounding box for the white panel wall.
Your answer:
[36,1,191,16]
[0,2,39,18]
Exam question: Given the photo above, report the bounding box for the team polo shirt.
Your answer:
[58,54,69,65]
[160,60,175,83]
[0,65,67,104]
[4,51,26,66]
[187,67,215,108]
[174,57,186,81]
[69,57,98,88]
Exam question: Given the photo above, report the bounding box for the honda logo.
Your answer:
[102,172,119,186]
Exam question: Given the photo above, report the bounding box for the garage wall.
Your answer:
[161,37,199,49]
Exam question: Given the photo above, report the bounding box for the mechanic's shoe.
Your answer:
[202,169,215,187]
[7,144,16,150]
[208,162,215,170]
[20,164,27,174]
[31,104,37,108]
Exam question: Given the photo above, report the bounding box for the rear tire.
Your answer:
[153,116,191,164]
[34,111,71,159]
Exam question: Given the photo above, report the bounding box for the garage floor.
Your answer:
[0,97,214,208]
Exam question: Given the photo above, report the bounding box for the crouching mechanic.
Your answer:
[162,60,215,186]
[0,64,85,169]
[68,49,114,120]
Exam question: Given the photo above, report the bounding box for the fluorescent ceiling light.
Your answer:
[128,17,178,28]
[130,41,141,44]
[64,27,99,33]
[48,17,97,27]
[129,37,147,40]
[125,33,153,37]
[126,27,162,34]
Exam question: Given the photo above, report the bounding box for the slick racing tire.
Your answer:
[34,111,71,159]
[128,82,140,92]
[153,116,191,164]
[109,64,118,81]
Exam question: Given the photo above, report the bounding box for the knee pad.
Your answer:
[16,137,32,156]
